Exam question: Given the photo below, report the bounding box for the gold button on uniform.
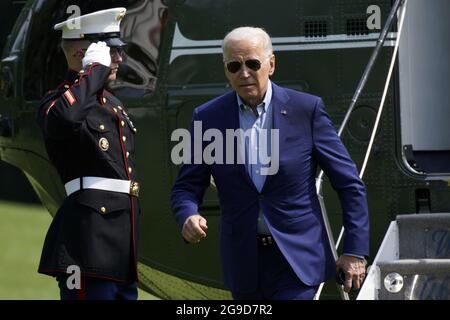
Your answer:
[100,207,106,214]
[113,108,118,113]
[118,106,123,111]
[79,70,85,74]
[99,124,105,131]
[99,137,109,151]
[64,85,69,89]
[102,97,107,104]
[133,128,137,133]
[121,120,125,127]
[122,136,127,142]
[126,151,130,158]
[128,167,132,174]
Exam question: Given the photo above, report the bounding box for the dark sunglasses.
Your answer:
[110,47,126,57]
[78,47,126,56]
[226,59,263,73]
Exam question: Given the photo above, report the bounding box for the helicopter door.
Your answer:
[398,0,450,176]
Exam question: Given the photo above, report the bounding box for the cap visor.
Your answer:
[104,38,127,47]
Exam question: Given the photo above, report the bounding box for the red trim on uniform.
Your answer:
[117,114,138,281]
[100,102,139,282]
[45,99,58,116]
[103,89,113,97]
[73,63,101,88]
[64,90,76,106]
[131,197,138,281]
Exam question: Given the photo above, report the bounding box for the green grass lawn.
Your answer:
[0,200,156,300]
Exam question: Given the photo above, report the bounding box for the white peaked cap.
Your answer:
[54,7,126,42]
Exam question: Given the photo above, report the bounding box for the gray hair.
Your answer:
[222,26,273,60]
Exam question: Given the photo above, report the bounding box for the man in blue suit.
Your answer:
[171,27,369,300]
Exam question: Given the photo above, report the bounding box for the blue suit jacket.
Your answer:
[171,83,369,293]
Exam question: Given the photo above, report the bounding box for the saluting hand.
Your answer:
[82,41,111,68]
[336,255,367,293]
[182,214,208,244]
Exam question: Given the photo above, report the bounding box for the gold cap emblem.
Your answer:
[117,10,126,21]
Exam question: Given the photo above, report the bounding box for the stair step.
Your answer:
[397,213,450,259]
[378,259,450,300]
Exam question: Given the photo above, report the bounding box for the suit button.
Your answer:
[122,136,127,142]
[99,124,105,131]
[100,207,107,214]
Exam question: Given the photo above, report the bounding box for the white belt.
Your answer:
[65,177,140,197]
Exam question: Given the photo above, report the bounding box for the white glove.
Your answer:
[82,41,111,68]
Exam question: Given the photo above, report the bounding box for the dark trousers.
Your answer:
[57,275,138,300]
[232,240,318,300]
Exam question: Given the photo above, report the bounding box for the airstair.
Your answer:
[357,213,450,300]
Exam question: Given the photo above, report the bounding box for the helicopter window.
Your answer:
[346,18,370,36]
[24,0,168,101]
[305,20,327,38]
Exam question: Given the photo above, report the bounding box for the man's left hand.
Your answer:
[336,255,366,293]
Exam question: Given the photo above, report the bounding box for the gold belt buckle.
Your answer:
[130,181,140,197]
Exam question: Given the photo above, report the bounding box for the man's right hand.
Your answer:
[182,214,208,244]
[82,41,111,68]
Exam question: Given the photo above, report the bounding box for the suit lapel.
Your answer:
[261,83,291,193]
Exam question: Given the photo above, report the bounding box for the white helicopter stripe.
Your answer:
[170,24,397,63]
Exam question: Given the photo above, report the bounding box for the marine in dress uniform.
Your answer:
[36,8,141,300]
